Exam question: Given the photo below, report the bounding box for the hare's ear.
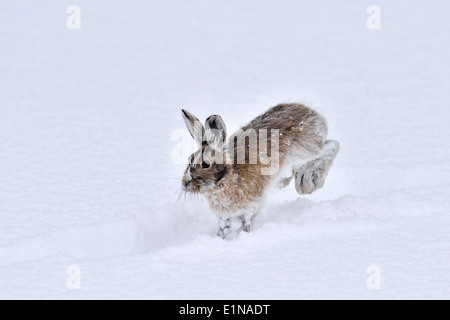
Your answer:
[182,109,204,146]
[205,115,226,148]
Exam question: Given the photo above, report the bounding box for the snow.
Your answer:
[1,0,449,299]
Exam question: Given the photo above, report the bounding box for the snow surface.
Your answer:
[1,0,449,299]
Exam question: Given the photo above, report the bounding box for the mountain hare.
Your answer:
[181,103,339,239]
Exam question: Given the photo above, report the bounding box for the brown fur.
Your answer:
[181,103,338,238]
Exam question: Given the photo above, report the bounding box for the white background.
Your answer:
[0,0,449,299]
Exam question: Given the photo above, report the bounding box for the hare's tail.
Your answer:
[292,140,340,194]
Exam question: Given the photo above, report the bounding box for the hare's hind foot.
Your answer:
[217,212,256,240]
[294,140,340,194]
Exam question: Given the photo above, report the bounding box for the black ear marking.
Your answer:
[208,117,220,129]
[205,115,226,145]
[206,114,226,131]
[181,109,204,146]
[181,109,190,118]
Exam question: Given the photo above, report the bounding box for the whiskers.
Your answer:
[167,174,206,216]
[171,187,185,214]
[171,185,205,215]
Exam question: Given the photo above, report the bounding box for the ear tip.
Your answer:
[206,114,221,120]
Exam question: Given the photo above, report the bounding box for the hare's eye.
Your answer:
[202,161,210,169]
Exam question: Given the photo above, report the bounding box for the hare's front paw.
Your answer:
[217,217,245,240]
[217,226,231,240]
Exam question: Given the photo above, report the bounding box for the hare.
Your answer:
[181,103,339,239]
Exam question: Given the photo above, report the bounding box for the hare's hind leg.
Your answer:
[294,140,340,194]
